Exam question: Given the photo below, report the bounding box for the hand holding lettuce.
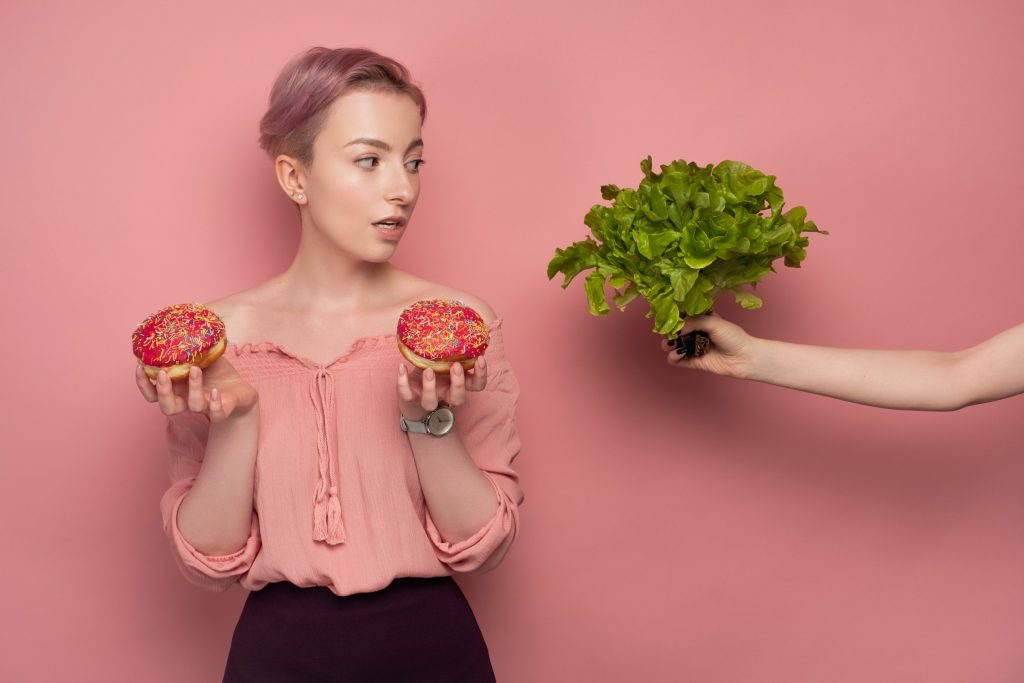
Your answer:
[547,157,826,355]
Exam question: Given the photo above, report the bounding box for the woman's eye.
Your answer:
[405,159,425,173]
[356,157,379,169]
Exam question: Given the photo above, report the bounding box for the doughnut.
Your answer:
[132,303,227,381]
[397,299,489,373]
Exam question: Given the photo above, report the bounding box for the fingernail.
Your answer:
[478,358,486,369]
[425,368,435,380]
[158,371,168,383]
[667,338,677,347]
[211,388,220,401]
[190,366,199,379]
[398,363,406,375]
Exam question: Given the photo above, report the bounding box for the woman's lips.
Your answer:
[373,218,406,241]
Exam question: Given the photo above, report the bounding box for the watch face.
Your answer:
[426,407,455,436]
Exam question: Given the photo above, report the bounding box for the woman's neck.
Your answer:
[276,230,401,312]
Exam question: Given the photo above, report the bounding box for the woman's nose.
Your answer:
[386,166,414,204]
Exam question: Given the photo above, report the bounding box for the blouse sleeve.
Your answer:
[158,412,260,592]
[424,339,524,574]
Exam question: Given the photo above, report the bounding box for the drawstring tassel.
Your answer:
[313,486,346,545]
[309,485,346,544]
[326,487,345,544]
[310,368,345,545]
[313,483,329,541]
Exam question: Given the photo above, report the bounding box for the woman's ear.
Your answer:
[275,154,307,205]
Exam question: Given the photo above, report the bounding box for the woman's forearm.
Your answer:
[407,431,500,543]
[177,409,260,555]
[743,322,1024,410]
[745,339,965,410]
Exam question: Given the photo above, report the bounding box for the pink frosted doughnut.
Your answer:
[397,299,489,373]
[132,303,227,381]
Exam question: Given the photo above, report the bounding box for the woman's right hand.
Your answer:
[135,357,258,423]
[661,313,759,379]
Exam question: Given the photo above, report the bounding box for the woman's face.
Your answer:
[301,89,424,262]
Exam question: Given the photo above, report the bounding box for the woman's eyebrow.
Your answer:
[345,137,390,151]
[344,138,424,153]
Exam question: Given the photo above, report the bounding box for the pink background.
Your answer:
[2,0,1023,680]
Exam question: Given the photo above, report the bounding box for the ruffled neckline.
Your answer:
[225,318,504,369]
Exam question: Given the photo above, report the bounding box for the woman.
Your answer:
[135,47,521,682]
[665,313,1024,410]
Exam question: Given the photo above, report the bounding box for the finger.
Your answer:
[420,367,439,411]
[155,371,183,415]
[466,357,488,391]
[186,366,206,412]
[448,362,466,406]
[397,363,417,403]
[208,387,228,422]
[667,347,698,366]
[136,365,158,402]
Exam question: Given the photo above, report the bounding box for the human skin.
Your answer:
[136,90,500,555]
[663,313,1024,411]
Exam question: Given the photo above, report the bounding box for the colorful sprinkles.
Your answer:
[397,299,489,361]
[131,303,226,367]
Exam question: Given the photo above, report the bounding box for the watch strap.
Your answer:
[400,415,430,434]
[400,401,453,436]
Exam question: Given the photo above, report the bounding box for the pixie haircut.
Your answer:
[258,47,427,164]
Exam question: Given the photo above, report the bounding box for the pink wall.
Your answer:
[2,0,1023,680]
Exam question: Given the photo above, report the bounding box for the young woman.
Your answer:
[135,48,522,682]
[664,313,1024,410]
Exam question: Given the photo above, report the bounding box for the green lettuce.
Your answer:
[547,157,826,337]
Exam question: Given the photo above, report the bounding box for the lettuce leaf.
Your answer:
[548,157,827,337]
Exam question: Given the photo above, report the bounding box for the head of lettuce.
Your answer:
[547,157,826,338]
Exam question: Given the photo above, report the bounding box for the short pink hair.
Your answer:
[258,47,427,164]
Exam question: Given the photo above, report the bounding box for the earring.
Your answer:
[296,193,305,201]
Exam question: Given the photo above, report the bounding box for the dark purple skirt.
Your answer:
[222,577,495,683]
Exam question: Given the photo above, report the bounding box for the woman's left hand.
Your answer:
[397,358,488,420]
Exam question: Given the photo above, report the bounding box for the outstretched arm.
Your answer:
[665,315,1024,411]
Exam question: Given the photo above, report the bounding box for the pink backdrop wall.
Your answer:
[2,0,1023,680]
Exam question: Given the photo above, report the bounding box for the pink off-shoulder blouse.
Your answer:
[159,320,522,596]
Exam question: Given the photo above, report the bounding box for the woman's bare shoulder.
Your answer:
[205,291,252,320]
[205,280,282,341]
[398,275,497,323]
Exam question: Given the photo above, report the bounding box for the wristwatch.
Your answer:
[400,401,455,437]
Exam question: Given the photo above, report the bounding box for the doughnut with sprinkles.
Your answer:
[132,302,227,381]
[397,299,489,373]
